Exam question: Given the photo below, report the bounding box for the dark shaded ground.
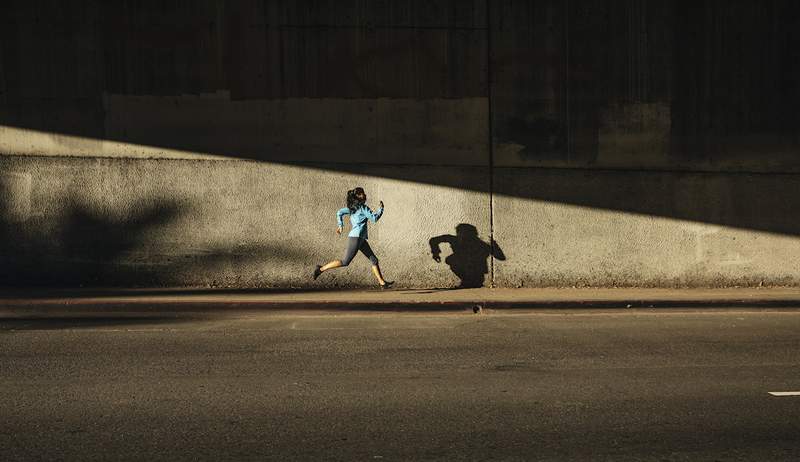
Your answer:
[2,309,799,461]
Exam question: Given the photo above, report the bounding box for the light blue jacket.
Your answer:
[337,205,384,239]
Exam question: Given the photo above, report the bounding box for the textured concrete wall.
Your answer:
[493,169,800,287]
[0,156,489,287]
[1,1,799,287]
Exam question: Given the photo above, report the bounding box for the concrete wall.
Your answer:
[0,156,489,287]
[1,0,799,287]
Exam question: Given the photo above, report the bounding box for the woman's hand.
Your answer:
[336,226,342,235]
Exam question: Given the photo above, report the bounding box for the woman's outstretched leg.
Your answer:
[313,260,342,280]
[321,260,343,272]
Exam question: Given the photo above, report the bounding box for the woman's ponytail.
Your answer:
[346,187,365,212]
[346,189,357,212]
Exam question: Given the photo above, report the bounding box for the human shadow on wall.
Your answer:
[429,224,506,288]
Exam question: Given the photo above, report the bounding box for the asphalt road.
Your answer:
[2,309,799,461]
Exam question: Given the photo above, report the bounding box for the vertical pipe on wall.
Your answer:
[486,0,495,287]
[565,0,571,163]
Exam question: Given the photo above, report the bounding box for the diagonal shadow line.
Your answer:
[3,127,800,239]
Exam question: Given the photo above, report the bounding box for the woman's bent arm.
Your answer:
[365,206,384,223]
[336,207,350,228]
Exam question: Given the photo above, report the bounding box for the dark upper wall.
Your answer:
[0,0,489,166]
[1,0,799,172]
[226,0,487,99]
[0,0,487,99]
[491,0,800,171]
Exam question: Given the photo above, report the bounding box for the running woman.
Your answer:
[313,187,394,289]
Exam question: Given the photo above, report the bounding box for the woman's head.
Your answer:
[346,187,366,211]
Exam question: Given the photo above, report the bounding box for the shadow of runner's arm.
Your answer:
[491,239,507,261]
[428,235,454,262]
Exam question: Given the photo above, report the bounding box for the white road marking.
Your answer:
[768,391,800,396]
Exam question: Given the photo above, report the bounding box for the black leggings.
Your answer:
[341,237,379,266]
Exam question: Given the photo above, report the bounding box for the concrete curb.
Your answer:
[3,288,800,315]
[3,298,800,315]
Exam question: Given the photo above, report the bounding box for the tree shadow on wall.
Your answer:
[429,223,506,288]
[0,197,182,285]
[0,195,310,287]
